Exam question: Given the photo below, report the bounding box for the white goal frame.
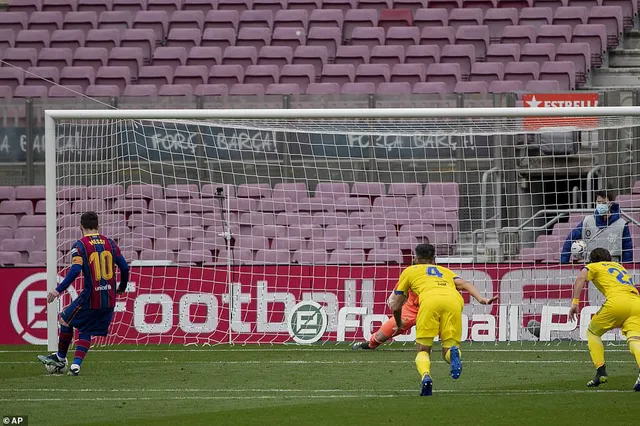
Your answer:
[44,106,640,350]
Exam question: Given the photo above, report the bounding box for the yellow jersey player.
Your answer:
[569,247,640,391]
[389,243,498,396]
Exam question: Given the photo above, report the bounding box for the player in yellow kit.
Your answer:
[569,248,640,391]
[389,243,498,396]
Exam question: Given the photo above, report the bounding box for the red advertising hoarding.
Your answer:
[3,264,638,345]
[523,93,599,130]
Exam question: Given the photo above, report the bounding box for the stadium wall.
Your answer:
[4,264,640,346]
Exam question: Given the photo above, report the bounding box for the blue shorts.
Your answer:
[60,299,114,337]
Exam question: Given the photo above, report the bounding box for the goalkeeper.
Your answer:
[560,191,632,263]
[352,289,419,350]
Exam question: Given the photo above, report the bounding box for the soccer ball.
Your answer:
[571,240,588,261]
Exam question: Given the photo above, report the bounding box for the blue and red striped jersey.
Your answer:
[70,234,124,309]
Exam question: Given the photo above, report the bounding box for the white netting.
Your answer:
[49,108,640,346]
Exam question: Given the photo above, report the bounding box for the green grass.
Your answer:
[2,342,640,425]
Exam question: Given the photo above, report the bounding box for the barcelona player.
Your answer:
[568,247,640,391]
[38,211,129,376]
[351,289,419,350]
[389,243,498,396]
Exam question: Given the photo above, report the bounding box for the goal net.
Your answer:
[45,107,640,349]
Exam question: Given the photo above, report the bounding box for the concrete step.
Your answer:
[609,49,640,67]
[590,66,640,87]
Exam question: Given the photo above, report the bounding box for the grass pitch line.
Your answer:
[0,359,629,365]
[0,389,631,403]
[0,347,630,354]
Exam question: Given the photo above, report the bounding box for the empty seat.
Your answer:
[279,64,315,91]
[137,65,173,87]
[8,0,44,14]
[555,42,590,84]
[98,11,132,29]
[539,60,575,89]
[239,9,273,29]
[524,79,560,91]
[222,45,258,67]
[2,48,37,69]
[354,63,390,87]
[573,24,606,67]
[321,0,356,12]
[252,0,285,14]
[169,10,205,31]
[183,0,218,14]
[205,10,239,31]
[172,65,207,87]
[470,61,504,84]
[194,83,228,96]
[86,28,121,51]
[186,46,222,67]
[587,6,623,47]
[0,68,24,90]
[95,66,131,93]
[350,26,385,50]
[0,30,16,51]
[218,0,253,12]
[501,24,536,46]
[519,7,553,30]
[405,44,440,71]
[305,82,340,94]
[15,30,50,50]
[28,11,63,32]
[50,29,85,52]
[454,80,488,93]
[122,84,158,96]
[108,47,143,77]
[37,47,73,70]
[24,66,59,87]
[520,42,555,66]
[390,63,426,85]
[306,27,341,57]
[0,200,34,215]
[456,25,490,60]
[343,9,378,40]
[13,85,48,98]
[293,45,329,76]
[414,7,448,29]
[133,10,169,42]
[449,8,483,30]
[148,0,181,14]
[553,6,588,28]
[484,7,518,42]
[270,27,306,51]
[159,84,193,96]
[308,9,344,30]
[208,64,244,86]
[258,45,293,67]
[166,28,201,50]
[370,45,405,68]
[428,0,462,10]
[112,0,147,14]
[420,27,455,50]
[121,29,156,63]
[85,84,119,96]
[441,44,476,78]
[244,64,279,86]
[60,66,95,90]
[274,9,309,30]
[537,24,572,46]
[49,85,84,97]
[426,63,461,92]
[73,46,108,68]
[153,46,188,69]
[335,45,370,66]
[201,28,236,50]
[236,27,271,50]
[504,61,540,85]
[486,42,520,65]
[321,64,355,84]
[379,8,413,31]
[0,12,29,33]
[385,26,420,50]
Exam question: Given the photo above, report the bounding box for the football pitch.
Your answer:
[1,342,639,426]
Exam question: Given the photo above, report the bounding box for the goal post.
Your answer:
[45,107,640,351]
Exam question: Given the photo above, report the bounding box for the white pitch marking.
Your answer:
[0,359,630,365]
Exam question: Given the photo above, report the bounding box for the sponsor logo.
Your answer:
[94,284,112,291]
[523,93,599,130]
[287,301,328,344]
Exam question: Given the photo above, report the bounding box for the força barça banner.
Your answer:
[3,264,639,345]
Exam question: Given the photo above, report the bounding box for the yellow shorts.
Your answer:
[415,294,464,342]
[589,295,640,337]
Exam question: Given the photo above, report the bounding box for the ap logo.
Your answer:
[10,273,72,345]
